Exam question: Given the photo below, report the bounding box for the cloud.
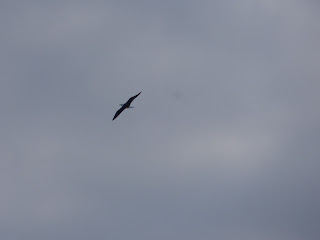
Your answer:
[0,1,319,239]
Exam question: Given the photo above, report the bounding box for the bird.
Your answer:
[112,92,141,121]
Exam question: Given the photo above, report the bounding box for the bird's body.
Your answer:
[112,92,141,121]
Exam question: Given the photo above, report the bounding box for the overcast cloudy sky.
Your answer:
[1,1,320,239]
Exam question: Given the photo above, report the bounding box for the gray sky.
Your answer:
[1,1,320,239]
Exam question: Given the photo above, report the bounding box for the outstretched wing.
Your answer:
[112,105,126,121]
[127,91,141,105]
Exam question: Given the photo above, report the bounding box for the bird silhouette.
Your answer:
[112,92,141,121]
